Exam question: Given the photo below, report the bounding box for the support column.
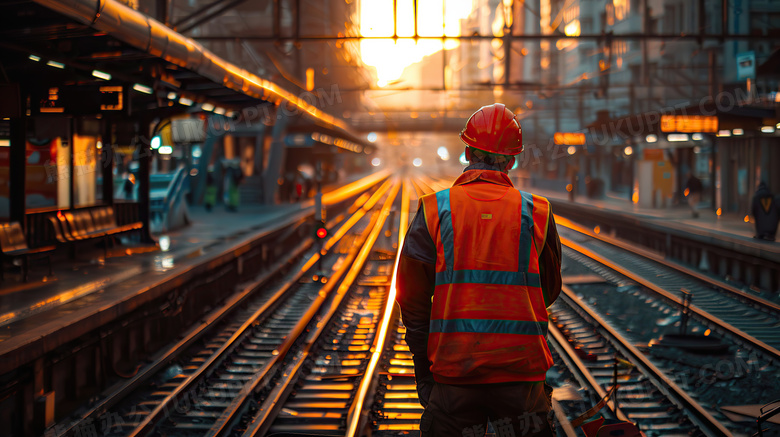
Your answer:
[193,129,219,204]
[254,129,266,202]
[253,125,267,176]
[102,120,114,205]
[68,118,75,210]
[8,84,26,226]
[136,124,154,243]
[262,114,288,204]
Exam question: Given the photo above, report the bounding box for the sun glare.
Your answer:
[360,0,473,87]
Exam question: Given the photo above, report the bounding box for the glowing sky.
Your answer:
[359,0,474,87]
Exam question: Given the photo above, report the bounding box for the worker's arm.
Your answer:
[539,210,562,306]
[395,208,436,406]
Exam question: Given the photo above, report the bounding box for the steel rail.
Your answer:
[207,181,399,437]
[321,170,392,206]
[555,216,780,314]
[345,179,410,436]
[560,285,734,437]
[324,179,394,253]
[238,180,401,437]
[416,174,449,192]
[550,398,578,437]
[409,179,427,198]
[52,179,383,436]
[559,235,780,363]
[120,184,392,437]
[548,324,629,422]
[53,238,312,437]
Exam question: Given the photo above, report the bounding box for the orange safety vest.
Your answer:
[419,170,554,384]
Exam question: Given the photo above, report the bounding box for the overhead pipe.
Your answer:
[32,0,350,131]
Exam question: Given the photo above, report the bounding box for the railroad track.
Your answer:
[60,171,777,437]
[51,180,395,437]
[226,181,409,437]
[549,288,731,436]
[556,220,780,434]
[555,220,780,362]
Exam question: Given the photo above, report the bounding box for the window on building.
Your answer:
[582,17,593,33]
[749,13,780,55]
[663,5,675,34]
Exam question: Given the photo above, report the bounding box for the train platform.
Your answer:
[0,203,306,370]
[425,170,779,260]
[422,172,778,291]
[528,186,780,259]
[0,170,390,374]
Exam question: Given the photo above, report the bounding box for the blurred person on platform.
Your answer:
[396,103,561,437]
[225,167,242,212]
[684,172,703,218]
[752,181,779,241]
[204,171,217,212]
[123,173,136,200]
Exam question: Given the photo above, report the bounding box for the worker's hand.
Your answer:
[416,374,435,408]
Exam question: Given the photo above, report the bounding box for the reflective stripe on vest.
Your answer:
[435,190,455,277]
[434,270,541,287]
[430,319,548,336]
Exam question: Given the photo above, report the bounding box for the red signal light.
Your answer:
[316,227,327,239]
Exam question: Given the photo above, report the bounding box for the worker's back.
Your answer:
[419,170,553,384]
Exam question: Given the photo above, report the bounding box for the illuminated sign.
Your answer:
[553,132,586,145]
[99,86,123,111]
[40,87,64,113]
[660,115,718,133]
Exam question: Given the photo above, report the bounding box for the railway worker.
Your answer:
[396,103,562,437]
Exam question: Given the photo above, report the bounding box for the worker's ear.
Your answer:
[505,156,516,172]
[464,147,471,162]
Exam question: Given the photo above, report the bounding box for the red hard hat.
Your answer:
[459,103,523,155]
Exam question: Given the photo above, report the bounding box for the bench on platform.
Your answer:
[0,222,55,281]
[48,207,143,258]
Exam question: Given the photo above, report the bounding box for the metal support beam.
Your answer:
[413,0,418,39]
[68,118,75,210]
[9,84,26,227]
[253,132,266,203]
[193,129,219,204]
[135,107,155,243]
[102,119,114,206]
[173,0,232,28]
[155,0,168,25]
[137,135,153,242]
[262,112,288,204]
[253,125,267,176]
[274,0,280,38]
[195,32,780,42]
[178,0,251,34]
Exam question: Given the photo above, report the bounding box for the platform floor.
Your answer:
[0,203,306,349]
[534,186,780,254]
[425,171,779,262]
[507,180,780,256]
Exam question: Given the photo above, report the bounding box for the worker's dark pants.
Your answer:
[419,381,554,437]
